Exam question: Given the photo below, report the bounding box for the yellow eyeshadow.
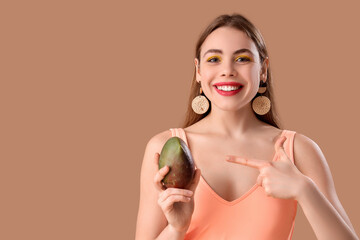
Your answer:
[206,55,222,62]
[235,55,253,61]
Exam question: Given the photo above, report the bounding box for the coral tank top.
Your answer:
[169,128,298,240]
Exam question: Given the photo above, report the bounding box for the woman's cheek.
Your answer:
[200,71,216,83]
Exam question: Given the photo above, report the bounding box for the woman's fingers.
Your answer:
[257,173,264,186]
[153,164,169,191]
[274,136,287,152]
[158,188,193,202]
[159,194,192,212]
[153,152,170,191]
[158,188,194,211]
[226,156,271,169]
[154,152,161,165]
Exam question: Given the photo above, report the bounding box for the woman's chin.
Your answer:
[213,104,250,112]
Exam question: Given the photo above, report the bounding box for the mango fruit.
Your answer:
[159,137,195,189]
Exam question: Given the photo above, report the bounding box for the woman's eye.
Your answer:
[207,57,220,63]
[235,56,251,62]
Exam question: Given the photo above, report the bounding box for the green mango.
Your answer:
[159,137,195,189]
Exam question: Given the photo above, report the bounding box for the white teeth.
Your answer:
[216,85,241,91]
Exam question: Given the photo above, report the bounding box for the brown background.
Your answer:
[1,0,359,239]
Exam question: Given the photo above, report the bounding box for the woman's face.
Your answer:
[195,26,268,112]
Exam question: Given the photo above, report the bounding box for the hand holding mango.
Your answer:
[158,137,195,189]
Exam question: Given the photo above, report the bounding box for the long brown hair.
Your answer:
[181,13,282,129]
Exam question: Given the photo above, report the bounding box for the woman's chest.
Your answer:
[187,133,278,202]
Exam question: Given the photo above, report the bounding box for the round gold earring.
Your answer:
[252,80,271,115]
[192,82,210,114]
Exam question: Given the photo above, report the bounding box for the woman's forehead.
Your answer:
[200,27,258,56]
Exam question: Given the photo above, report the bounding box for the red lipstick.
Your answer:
[213,82,243,96]
[213,82,243,87]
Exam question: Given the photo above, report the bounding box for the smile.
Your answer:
[215,85,241,91]
[214,85,243,96]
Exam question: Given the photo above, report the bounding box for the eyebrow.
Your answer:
[202,48,254,58]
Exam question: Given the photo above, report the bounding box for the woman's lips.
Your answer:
[214,85,243,96]
[213,82,243,87]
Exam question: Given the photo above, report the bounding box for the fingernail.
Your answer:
[187,191,193,196]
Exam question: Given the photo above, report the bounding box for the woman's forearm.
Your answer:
[297,177,359,240]
[155,224,186,240]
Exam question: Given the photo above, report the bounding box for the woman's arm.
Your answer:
[294,133,359,240]
[135,130,186,240]
[135,131,183,240]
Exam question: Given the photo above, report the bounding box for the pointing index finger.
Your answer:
[275,136,287,152]
[226,155,270,169]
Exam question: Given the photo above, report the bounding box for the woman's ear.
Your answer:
[261,57,269,82]
[194,58,201,82]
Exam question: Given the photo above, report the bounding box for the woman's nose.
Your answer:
[220,61,237,77]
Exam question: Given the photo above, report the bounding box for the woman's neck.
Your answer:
[203,102,266,139]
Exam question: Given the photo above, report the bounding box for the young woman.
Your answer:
[135,14,359,240]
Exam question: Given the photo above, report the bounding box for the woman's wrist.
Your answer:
[155,224,188,240]
[167,224,188,239]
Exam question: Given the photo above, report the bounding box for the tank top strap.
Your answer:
[169,128,189,146]
[169,128,177,137]
[282,130,297,164]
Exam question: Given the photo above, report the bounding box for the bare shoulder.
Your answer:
[292,132,331,183]
[292,132,329,178]
[146,129,173,155]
